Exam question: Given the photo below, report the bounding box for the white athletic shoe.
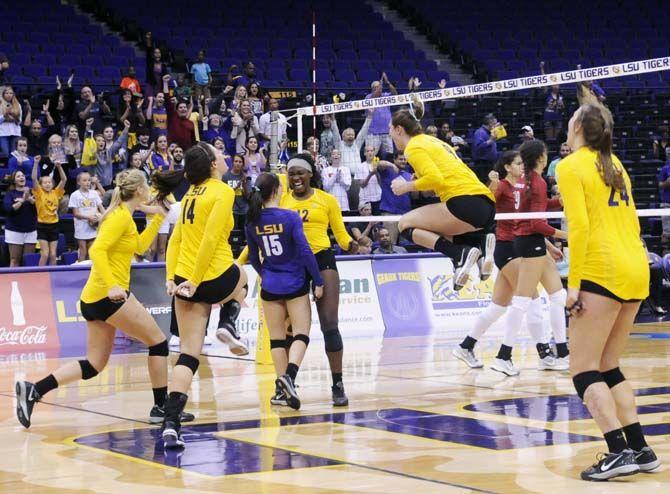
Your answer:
[490,358,520,376]
[453,247,481,292]
[538,355,559,371]
[452,346,484,368]
[479,233,496,281]
[203,335,214,346]
[552,356,570,371]
[168,335,180,347]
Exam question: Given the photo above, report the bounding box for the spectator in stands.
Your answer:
[62,125,83,166]
[259,98,287,145]
[228,61,259,89]
[86,118,130,188]
[130,128,151,165]
[547,142,572,186]
[365,73,397,155]
[102,125,127,170]
[376,150,413,244]
[333,110,373,175]
[231,85,248,112]
[50,74,76,132]
[190,50,212,102]
[544,87,565,141]
[223,154,250,237]
[129,151,150,183]
[373,227,407,255]
[0,86,22,157]
[653,128,668,163]
[146,84,169,141]
[305,136,329,172]
[202,113,233,152]
[43,134,73,192]
[3,170,37,267]
[231,100,260,154]
[323,149,352,211]
[425,125,438,137]
[31,156,66,266]
[320,114,337,159]
[437,122,451,142]
[148,134,172,172]
[171,73,192,100]
[248,82,264,118]
[68,170,104,262]
[167,94,196,151]
[355,146,382,215]
[172,145,184,168]
[657,159,670,242]
[0,53,8,84]
[349,202,377,247]
[472,113,500,173]
[8,138,35,188]
[518,125,535,146]
[120,65,141,95]
[76,86,111,134]
[243,136,266,184]
[144,32,168,97]
[22,99,56,155]
[116,89,146,136]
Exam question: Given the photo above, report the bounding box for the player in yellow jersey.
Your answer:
[16,169,193,428]
[279,153,359,406]
[558,96,660,481]
[162,142,248,449]
[388,96,496,291]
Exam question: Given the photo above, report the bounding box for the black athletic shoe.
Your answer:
[581,450,640,481]
[149,405,195,424]
[215,323,249,356]
[276,375,300,410]
[162,420,185,449]
[332,381,349,407]
[16,381,40,429]
[270,389,288,406]
[634,447,661,472]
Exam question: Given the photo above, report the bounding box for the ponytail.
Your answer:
[518,140,547,189]
[100,186,123,224]
[391,93,424,136]
[100,169,147,224]
[151,168,185,203]
[247,172,280,225]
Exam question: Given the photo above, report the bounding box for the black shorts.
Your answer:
[261,280,310,302]
[315,249,338,272]
[494,240,518,270]
[514,234,547,258]
[37,222,59,242]
[446,195,496,232]
[80,292,129,322]
[174,263,241,305]
[580,280,642,303]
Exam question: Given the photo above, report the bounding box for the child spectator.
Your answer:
[3,170,37,267]
[68,171,104,261]
[190,50,212,102]
[355,146,382,214]
[31,156,66,265]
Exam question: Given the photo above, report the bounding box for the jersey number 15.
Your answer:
[262,234,284,257]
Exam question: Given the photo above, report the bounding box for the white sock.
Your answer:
[502,296,532,348]
[527,297,548,344]
[470,302,507,340]
[549,289,568,344]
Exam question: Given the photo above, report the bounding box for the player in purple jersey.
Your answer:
[246,173,324,410]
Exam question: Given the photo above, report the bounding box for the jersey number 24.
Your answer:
[608,186,630,207]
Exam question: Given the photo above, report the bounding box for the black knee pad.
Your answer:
[572,370,604,400]
[176,353,200,373]
[292,334,310,347]
[270,339,287,349]
[285,333,294,348]
[323,328,343,352]
[148,339,169,357]
[79,359,99,380]
[400,227,415,243]
[602,367,625,389]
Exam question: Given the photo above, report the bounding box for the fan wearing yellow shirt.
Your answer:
[15,169,194,429]
[162,142,248,449]
[558,96,659,481]
[279,153,359,407]
[31,155,66,266]
[388,95,496,291]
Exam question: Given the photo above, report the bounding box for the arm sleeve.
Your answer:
[326,194,353,250]
[293,216,323,285]
[331,118,341,146]
[354,117,372,149]
[190,190,235,285]
[473,130,493,154]
[165,219,182,280]
[341,167,352,191]
[546,197,562,211]
[88,212,126,289]
[404,145,444,193]
[136,214,165,254]
[557,163,589,290]
[245,227,263,275]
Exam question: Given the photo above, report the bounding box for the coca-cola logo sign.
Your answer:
[0,326,49,346]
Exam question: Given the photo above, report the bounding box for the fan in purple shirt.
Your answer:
[246,173,323,410]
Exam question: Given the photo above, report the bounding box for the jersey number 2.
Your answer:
[608,187,630,207]
[262,235,283,256]
[182,198,196,224]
